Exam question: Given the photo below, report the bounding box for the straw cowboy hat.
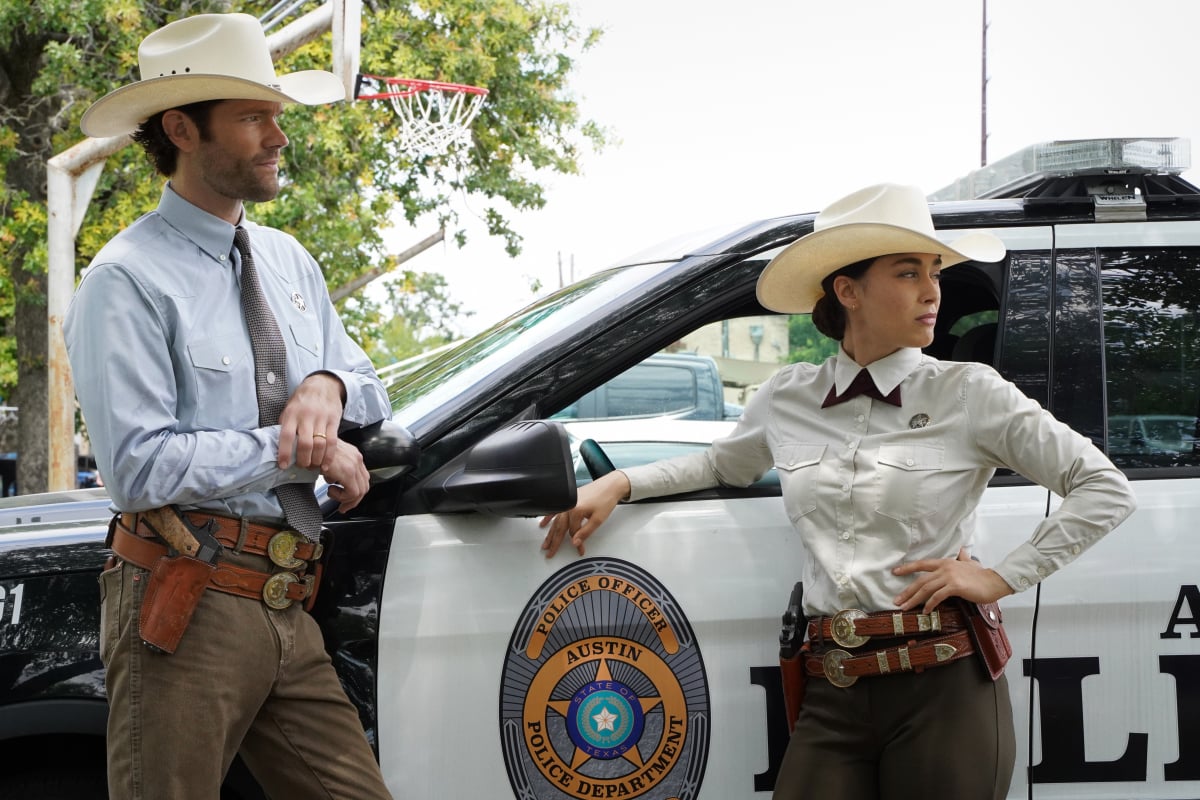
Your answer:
[756,183,1007,314]
[80,13,346,138]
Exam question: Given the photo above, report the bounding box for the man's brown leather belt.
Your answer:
[119,511,323,563]
[804,631,975,687]
[807,606,968,648]
[112,514,319,610]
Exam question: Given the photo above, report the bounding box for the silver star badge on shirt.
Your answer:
[909,413,930,429]
[290,292,307,312]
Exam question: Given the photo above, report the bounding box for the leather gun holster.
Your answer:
[778,581,808,733]
[139,553,216,654]
[107,512,218,655]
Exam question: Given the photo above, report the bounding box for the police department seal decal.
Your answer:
[500,558,710,800]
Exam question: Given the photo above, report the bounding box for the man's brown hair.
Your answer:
[131,100,221,176]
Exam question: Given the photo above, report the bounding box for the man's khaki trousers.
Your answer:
[100,549,393,800]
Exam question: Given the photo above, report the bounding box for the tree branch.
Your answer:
[329,227,445,303]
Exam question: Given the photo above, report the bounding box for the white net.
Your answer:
[382,82,486,158]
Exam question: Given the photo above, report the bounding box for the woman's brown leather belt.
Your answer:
[803,605,974,687]
[807,606,968,648]
[111,512,321,611]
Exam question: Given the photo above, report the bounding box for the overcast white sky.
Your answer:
[393,0,1200,337]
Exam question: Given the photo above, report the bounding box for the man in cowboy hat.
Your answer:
[65,13,394,799]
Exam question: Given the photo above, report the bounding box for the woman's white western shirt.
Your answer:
[620,346,1136,617]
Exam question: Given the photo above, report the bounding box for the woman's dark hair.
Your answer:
[811,256,876,341]
[131,100,220,176]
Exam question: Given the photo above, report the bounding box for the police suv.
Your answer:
[1,137,1198,800]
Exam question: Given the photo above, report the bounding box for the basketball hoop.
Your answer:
[355,73,488,158]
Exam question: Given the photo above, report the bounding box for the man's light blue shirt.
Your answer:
[64,184,390,519]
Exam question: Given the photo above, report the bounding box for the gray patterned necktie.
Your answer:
[234,227,323,541]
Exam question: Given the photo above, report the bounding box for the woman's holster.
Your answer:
[778,581,807,732]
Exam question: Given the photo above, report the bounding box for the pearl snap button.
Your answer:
[221,356,231,365]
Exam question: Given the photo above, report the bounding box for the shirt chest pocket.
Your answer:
[774,443,826,521]
[874,442,943,523]
[288,323,322,372]
[187,335,251,418]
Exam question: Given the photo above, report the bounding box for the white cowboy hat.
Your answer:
[756,183,1007,314]
[80,13,346,138]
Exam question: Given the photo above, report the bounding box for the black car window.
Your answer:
[1102,246,1200,468]
[550,258,1017,486]
[553,317,781,481]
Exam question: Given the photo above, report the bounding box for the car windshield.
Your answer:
[384,261,675,430]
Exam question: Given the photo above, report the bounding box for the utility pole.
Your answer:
[981,0,989,166]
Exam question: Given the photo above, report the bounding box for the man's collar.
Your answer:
[157,184,248,265]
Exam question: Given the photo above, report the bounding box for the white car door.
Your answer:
[376,493,797,798]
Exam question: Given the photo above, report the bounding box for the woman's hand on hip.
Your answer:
[539,470,631,558]
[892,547,1014,613]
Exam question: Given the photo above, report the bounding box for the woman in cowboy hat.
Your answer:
[67,13,392,800]
[539,182,1136,799]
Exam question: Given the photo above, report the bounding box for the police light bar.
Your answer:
[929,137,1191,201]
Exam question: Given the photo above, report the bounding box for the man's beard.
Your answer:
[200,148,281,203]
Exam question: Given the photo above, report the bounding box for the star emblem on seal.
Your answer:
[593,706,618,732]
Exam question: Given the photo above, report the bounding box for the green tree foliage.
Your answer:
[368,270,469,364]
[0,0,607,492]
[787,314,838,365]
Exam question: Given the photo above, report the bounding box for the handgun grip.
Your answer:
[141,507,200,558]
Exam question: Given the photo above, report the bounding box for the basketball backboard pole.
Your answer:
[332,0,362,101]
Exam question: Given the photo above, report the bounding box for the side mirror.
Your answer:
[422,420,577,516]
[340,419,421,480]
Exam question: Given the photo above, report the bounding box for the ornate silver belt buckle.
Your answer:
[830,608,869,648]
[262,571,297,610]
[822,649,857,687]
[267,530,305,569]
